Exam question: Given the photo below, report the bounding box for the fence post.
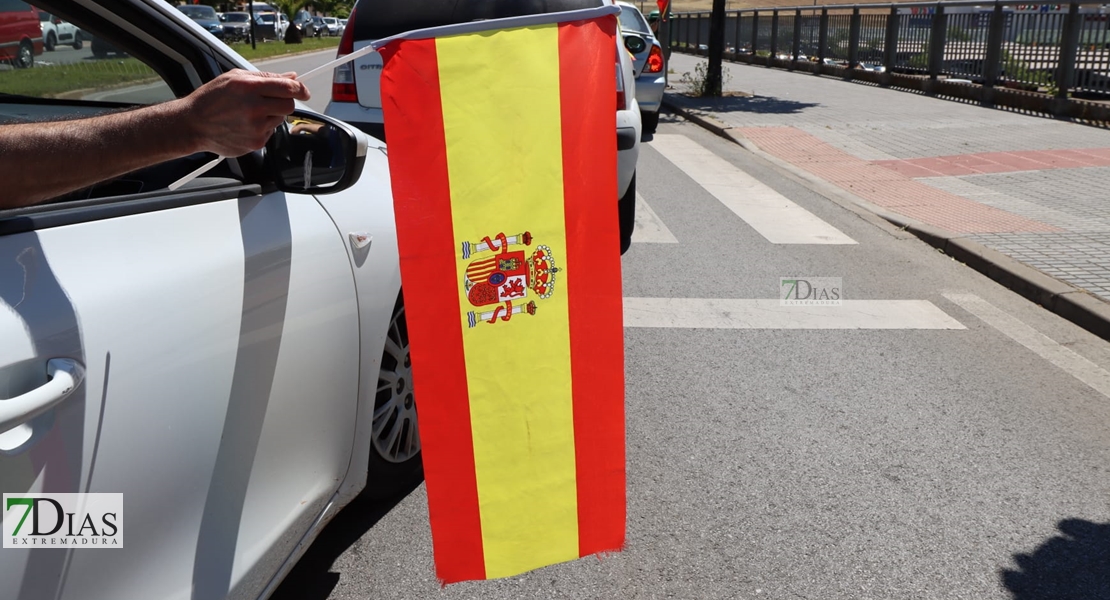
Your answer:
[981,2,1005,101]
[735,11,742,58]
[883,5,899,86]
[770,9,780,66]
[817,7,829,75]
[927,3,947,83]
[792,8,803,70]
[696,13,703,55]
[751,10,760,61]
[849,6,862,71]
[1056,1,1081,102]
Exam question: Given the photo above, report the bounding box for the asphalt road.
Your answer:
[268,117,1110,599]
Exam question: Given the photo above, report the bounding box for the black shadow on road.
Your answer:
[1000,519,1110,599]
[673,94,819,115]
[270,478,425,600]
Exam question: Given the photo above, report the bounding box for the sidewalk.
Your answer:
[663,52,1110,339]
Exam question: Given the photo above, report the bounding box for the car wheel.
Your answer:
[73,32,83,50]
[641,110,659,135]
[619,172,636,255]
[365,296,423,500]
[14,41,32,68]
[45,32,56,52]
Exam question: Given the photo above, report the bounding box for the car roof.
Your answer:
[350,0,605,41]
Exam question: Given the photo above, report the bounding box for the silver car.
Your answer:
[617,1,666,134]
[1,1,420,597]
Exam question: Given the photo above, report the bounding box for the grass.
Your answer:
[1,37,340,99]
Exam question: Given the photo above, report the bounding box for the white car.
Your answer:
[2,1,418,598]
[38,11,83,50]
[326,0,642,254]
[616,2,665,134]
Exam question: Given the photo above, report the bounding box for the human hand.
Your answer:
[180,69,310,157]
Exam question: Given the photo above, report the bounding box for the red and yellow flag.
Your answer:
[375,5,626,585]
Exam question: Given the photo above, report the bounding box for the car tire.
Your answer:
[364,295,423,500]
[45,32,56,52]
[641,110,659,135]
[619,172,636,255]
[14,40,32,68]
[73,32,83,50]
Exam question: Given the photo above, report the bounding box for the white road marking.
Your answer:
[943,293,1110,399]
[624,298,965,330]
[632,193,679,244]
[650,134,857,245]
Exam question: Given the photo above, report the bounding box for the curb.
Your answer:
[661,94,1110,342]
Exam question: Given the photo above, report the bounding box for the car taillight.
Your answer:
[645,45,664,74]
[332,6,358,103]
[616,60,626,111]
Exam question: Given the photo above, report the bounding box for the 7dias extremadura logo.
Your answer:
[780,277,843,306]
[4,494,122,548]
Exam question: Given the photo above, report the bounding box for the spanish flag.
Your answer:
[374,4,626,585]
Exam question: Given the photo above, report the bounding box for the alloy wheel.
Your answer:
[372,304,420,464]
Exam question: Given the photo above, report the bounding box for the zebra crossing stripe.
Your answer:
[623,298,964,329]
[632,193,679,244]
[650,134,857,245]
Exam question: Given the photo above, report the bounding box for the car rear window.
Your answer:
[618,5,649,34]
[225,13,250,22]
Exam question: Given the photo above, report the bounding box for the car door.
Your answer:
[0,3,360,599]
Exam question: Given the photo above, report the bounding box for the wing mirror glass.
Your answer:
[265,110,366,195]
[624,35,647,54]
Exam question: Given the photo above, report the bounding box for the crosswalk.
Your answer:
[628,133,960,332]
[647,134,857,245]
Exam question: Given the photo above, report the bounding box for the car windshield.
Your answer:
[224,12,250,22]
[178,5,218,20]
[619,5,650,34]
[257,14,275,23]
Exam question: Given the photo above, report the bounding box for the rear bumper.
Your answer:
[325,101,385,141]
[635,73,666,113]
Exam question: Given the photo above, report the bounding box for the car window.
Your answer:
[178,5,218,20]
[226,12,250,23]
[0,5,174,105]
[618,5,650,34]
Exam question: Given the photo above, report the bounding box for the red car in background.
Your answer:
[0,0,42,68]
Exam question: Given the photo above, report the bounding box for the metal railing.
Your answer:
[668,1,1110,99]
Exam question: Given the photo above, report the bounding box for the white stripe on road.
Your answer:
[943,293,1110,399]
[624,298,964,329]
[650,134,857,245]
[632,193,679,244]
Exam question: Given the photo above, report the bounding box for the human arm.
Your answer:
[0,69,309,209]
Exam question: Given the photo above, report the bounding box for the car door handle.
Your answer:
[0,359,85,433]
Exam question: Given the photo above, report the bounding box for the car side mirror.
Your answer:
[624,35,647,54]
[265,110,367,195]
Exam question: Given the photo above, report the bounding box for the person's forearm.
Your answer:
[1,99,202,209]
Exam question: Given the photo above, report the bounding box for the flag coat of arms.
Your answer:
[372,3,626,585]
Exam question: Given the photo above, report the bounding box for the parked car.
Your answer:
[219,10,251,42]
[253,11,284,40]
[0,0,42,68]
[616,1,665,134]
[89,33,124,58]
[321,16,340,36]
[292,10,318,37]
[1,0,416,598]
[312,15,328,36]
[326,0,642,254]
[39,11,83,50]
[176,3,224,39]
